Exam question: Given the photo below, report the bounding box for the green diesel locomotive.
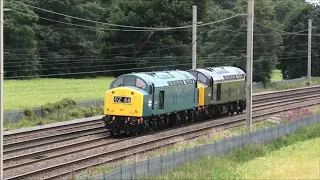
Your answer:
[102,66,246,136]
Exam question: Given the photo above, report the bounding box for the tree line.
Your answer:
[3,0,320,83]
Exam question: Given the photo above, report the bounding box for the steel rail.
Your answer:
[4,98,319,180]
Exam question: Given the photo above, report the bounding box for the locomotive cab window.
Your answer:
[197,73,207,84]
[136,78,146,89]
[113,77,124,88]
[120,76,147,90]
[124,76,136,86]
[159,91,164,109]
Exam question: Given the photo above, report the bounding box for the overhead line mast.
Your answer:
[246,0,254,132]
[192,5,197,70]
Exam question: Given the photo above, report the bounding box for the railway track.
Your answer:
[4,121,105,154]
[3,86,320,158]
[4,85,320,146]
[5,93,317,170]
[3,86,320,180]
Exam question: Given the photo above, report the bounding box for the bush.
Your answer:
[227,143,267,163]
[24,108,34,117]
[5,98,104,130]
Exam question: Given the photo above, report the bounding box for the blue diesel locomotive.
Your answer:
[102,66,246,136]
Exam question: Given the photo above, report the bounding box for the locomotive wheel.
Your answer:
[164,116,170,129]
[194,110,199,122]
[188,111,194,124]
[176,113,181,126]
[151,118,157,131]
[142,120,150,133]
[230,103,236,115]
[129,129,138,136]
[110,126,120,137]
[215,106,222,116]
[237,102,244,114]
[158,117,165,130]
[198,110,203,121]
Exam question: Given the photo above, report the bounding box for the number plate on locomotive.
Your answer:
[113,96,132,103]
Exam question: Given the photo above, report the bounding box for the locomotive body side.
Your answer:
[188,66,246,117]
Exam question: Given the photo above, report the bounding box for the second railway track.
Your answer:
[4,85,320,149]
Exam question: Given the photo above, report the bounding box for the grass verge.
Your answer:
[253,77,320,93]
[4,98,103,130]
[4,77,114,110]
[238,138,319,179]
[77,121,276,179]
[142,121,320,180]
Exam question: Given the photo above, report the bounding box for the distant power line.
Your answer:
[13,1,246,31]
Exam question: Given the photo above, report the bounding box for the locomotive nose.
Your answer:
[104,87,144,117]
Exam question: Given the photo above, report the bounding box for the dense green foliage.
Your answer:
[3,0,320,83]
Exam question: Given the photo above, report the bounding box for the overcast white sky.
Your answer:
[306,0,320,4]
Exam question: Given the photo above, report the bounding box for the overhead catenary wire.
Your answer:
[3,54,315,74]
[3,52,311,66]
[4,41,310,57]
[4,63,194,79]
[3,37,310,63]
[12,1,246,31]
[3,45,311,64]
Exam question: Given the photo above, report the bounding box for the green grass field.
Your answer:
[4,77,114,110]
[3,70,318,111]
[141,122,320,180]
[253,77,320,93]
[143,138,320,180]
[238,138,320,179]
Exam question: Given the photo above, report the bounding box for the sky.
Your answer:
[306,0,320,4]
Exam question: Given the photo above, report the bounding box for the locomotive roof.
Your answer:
[194,66,246,82]
[123,70,196,87]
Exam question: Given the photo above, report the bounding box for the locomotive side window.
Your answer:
[159,91,164,109]
[136,78,146,89]
[149,85,153,94]
[113,78,124,88]
[211,79,214,100]
[216,83,222,101]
